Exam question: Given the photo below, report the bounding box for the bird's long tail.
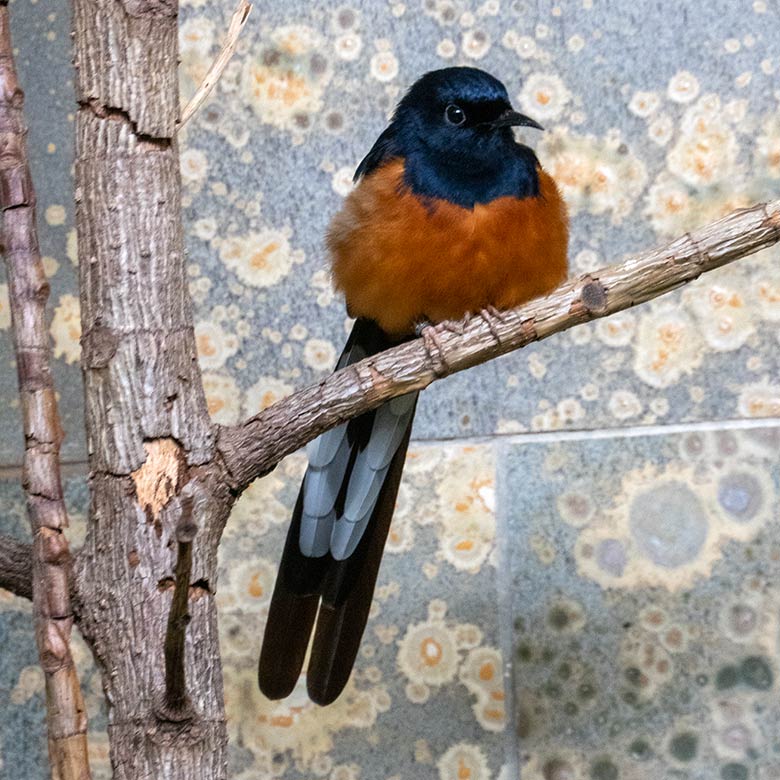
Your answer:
[258,318,417,705]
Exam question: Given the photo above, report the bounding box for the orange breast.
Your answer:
[327,158,569,337]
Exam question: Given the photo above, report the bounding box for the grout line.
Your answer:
[410,416,780,449]
[1,417,779,471]
[495,486,520,778]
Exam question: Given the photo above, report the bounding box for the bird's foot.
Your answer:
[478,305,505,343]
[482,304,506,322]
[420,324,450,375]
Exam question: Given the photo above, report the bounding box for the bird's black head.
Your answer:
[356,67,543,208]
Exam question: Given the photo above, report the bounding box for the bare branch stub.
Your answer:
[217,198,780,492]
[178,0,252,130]
[0,6,91,778]
[159,495,198,722]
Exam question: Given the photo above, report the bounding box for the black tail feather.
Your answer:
[257,492,327,699]
[306,421,413,704]
[257,588,319,700]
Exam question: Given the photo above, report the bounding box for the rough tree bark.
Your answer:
[70,0,234,777]
[0,534,33,599]
[0,0,778,778]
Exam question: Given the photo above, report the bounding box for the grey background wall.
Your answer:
[1,0,779,778]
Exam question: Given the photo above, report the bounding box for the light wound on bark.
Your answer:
[131,438,187,520]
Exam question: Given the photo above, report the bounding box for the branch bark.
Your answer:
[178,0,252,130]
[218,199,780,491]
[0,533,33,600]
[0,6,91,778]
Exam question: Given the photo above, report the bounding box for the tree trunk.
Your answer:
[71,0,232,776]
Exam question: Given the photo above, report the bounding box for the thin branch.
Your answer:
[178,0,252,130]
[0,534,33,600]
[218,199,780,491]
[0,8,91,779]
[159,495,198,722]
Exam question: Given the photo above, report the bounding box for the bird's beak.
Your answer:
[491,110,544,131]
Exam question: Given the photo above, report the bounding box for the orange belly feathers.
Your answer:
[327,158,569,337]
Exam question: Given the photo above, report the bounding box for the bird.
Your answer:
[258,66,569,706]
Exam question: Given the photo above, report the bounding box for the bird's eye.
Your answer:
[444,104,466,126]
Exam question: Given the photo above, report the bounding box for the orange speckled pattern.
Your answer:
[327,158,569,337]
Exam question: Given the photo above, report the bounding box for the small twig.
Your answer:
[0,7,91,777]
[160,495,198,721]
[217,199,780,492]
[0,534,33,600]
[178,0,252,130]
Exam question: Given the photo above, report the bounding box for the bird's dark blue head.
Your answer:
[355,67,543,208]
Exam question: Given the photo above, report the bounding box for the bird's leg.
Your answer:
[413,318,434,337]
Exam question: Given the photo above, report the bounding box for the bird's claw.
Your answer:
[441,312,471,336]
[416,306,504,339]
[482,304,506,322]
[420,324,450,375]
[478,306,504,343]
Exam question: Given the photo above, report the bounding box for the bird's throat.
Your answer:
[402,146,539,209]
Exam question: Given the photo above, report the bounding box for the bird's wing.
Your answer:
[330,391,417,560]
[299,426,350,556]
[354,124,400,181]
[307,417,414,705]
[298,323,375,556]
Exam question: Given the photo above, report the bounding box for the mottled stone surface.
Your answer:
[500,426,780,779]
[1,0,780,778]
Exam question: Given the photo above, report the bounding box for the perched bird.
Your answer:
[258,66,569,705]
